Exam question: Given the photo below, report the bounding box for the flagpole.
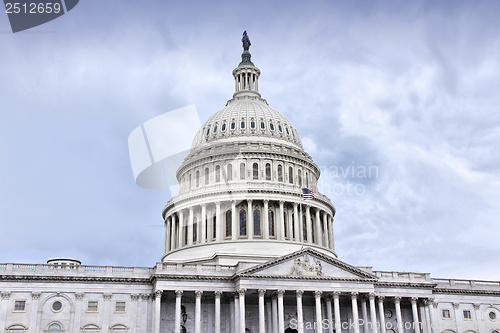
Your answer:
[300,200,303,250]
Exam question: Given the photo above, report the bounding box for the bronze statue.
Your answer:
[242,31,251,51]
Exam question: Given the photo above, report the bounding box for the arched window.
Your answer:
[268,210,275,237]
[196,170,200,187]
[260,121,265,129]
[298,169,302,187]
[6,324,27,333]
[193,217,198,243]
[181,326,187,333]
[213,124,218,133]
[231,121,236,130]
[240,163,246,180]
[302,215,307,241]
[265,163,271,180]
[288,166,293,184]
[82,324,100,332]
[253,209,261,236]
[225,210,232,238]
[47,323,62,333]
[222,123,226,132]
[253,163,259,180]
[188,173,192,189]
[215,165,221,183]
[227,164,233,181]
[110,325,128,332]
[239,210,247,236]
[269,122,274,131]
[251,120,256,128]
[241,120,245,129]
[205,167,209,185]
[278,165,283,182]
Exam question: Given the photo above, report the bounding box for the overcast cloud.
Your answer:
[1,0,499,280]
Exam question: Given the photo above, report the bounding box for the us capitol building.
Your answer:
[1,35,499,333]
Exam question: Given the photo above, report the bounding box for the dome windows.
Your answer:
[231,121,236,130]
[253,163,259,180]
[260,121,265,129]
[265,163,271,180]
[278,124,283,133]
[213,124,218,133]
[206,128,210,136]
[222,123,226,132]
[241,119,245,129]
[269,122,275,131]
[251,120,256,129]
[277,165,283,182]
[285,127,290,135]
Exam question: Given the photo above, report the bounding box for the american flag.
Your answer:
[302,188,314,200]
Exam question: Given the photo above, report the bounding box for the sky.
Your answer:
[1,0,499,280]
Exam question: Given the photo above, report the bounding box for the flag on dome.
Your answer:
[302,188,314,200]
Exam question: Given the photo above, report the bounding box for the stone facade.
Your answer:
[1,42,499,333]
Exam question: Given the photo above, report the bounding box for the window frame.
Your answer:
[13,300,26,312]
[87,300,99,312]
[115,301,126,313]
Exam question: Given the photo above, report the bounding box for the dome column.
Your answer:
[293,203,299,243]
[201,204,207,243]
[231,201,237,241]
[263,200,269,239]
[215,201,222,242]
[315,208,322,246]
[247,200,254,239]
[323,213,328,248]
[178,210,184,248]
[305,205,312,243]
[165,217,171,252]
[170,214,176,250]
[278,201,285,240]
[188,207,194,246]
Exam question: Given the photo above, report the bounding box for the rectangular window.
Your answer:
[87,301,99,312]
[14,300,26,312]
[463,310,471,319]
[442,309,451,319]
[115,301,126,312]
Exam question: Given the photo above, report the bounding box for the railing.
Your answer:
[434,278,500,288]
[0,263,153,277]
[159,262,236,274]
[374,270,431,281]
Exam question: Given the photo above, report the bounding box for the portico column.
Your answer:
[427,299,436,333]
[234,293,240,333]
[272,293,279,333]
[215,201,221,241]
[368,293,379,333]
[333,291,341,333]
[201,204,207,243]
[326,294,333,333]
[305,205,312,243]
[279,200,285,240]
[153,290,162,333]
[247,199,254,239]
[278,290,285,333]
[315,209,322,245]
[411,297,421,333]
[378,296,387,333]
[296,290,304,333]
[263,200,270,239]
[231,201,237,241]
[293,203,299,241]
[195,290,203,333]
[361,295,368,333]
[174,290,183,333]
[238,289,247,333]
[351,292,360,333]
[287,206,294,240]
[315,291,323,333]
[258,289,266,333]
[214,291,222,333]
[178,210,184,247]
[394,297,403,333]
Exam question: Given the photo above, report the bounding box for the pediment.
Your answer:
[236,248,377,281]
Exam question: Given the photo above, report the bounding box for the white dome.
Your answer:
[191,95,303,151]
